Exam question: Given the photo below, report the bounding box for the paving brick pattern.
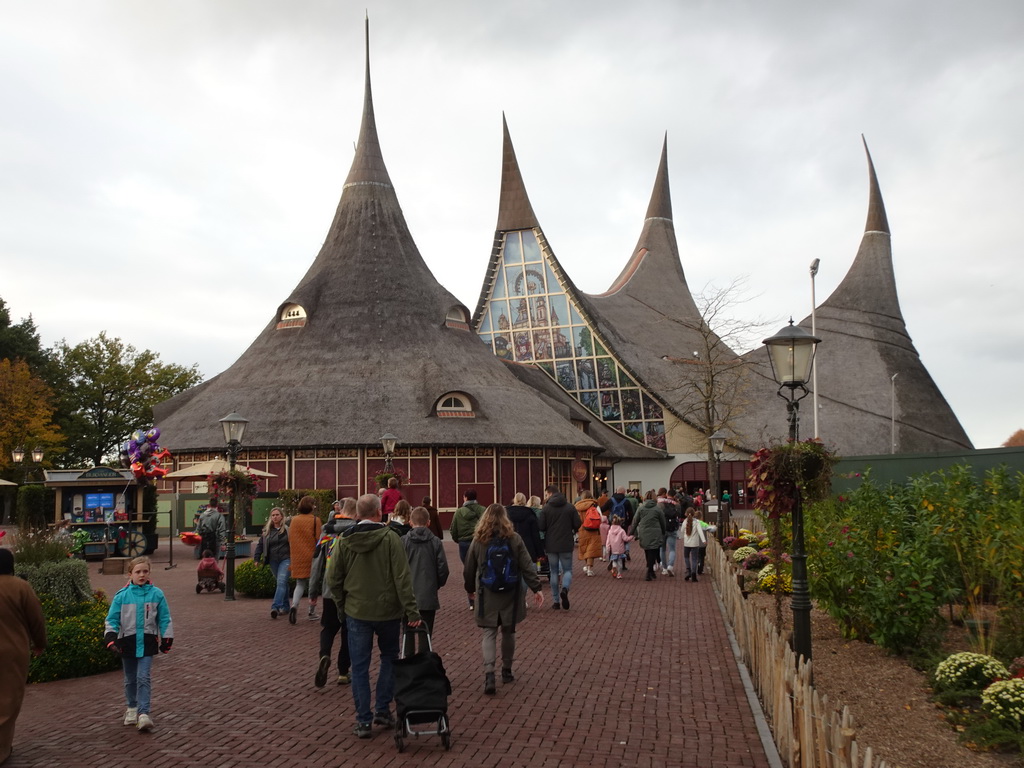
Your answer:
[12,539,771,767]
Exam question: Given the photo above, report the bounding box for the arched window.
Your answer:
[276,303,307,329]
[436,392,475,418]
[445,305,471,331]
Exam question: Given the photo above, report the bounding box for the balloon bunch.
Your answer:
[119,427,172,484]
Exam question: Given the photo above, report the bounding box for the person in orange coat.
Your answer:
[575,496,603,577]
[287,496,323,625]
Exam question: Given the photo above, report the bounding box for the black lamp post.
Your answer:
[219,412,249,601]
[709,430,728,543]
[11,446,44,483]
[380,433,397,475]
[763,319,820,663]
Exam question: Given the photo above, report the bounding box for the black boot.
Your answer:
[484,673,496,695]
[501,667,514,683]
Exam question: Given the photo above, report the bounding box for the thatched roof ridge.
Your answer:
[580,138,733,414]
[155,26,602,455]
[729,142,971,454]
[495,114,540,232]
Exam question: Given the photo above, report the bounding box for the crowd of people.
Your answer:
[0,480,720,757]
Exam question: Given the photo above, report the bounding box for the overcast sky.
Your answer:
[2,0,1022,450]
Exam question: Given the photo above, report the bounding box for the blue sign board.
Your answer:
[84,492,115,510]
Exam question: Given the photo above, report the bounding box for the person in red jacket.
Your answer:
[379,477,403,523]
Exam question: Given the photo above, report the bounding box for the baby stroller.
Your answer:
[196,554,226,594]
[392,625,452,752]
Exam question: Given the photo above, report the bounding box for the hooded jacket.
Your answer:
[104,581,173,658]
[506,504,543,560]
[309,516,357,600]
[449,501,486,543]
[630,500,667,550]
[402,526,449,611]
[325,521,420,623]
[539,493,581,553]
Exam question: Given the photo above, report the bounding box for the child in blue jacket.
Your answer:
[104,557,173,732]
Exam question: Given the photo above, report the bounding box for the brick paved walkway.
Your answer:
[11,538,775,767]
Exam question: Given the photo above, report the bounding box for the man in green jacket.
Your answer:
[449,489,486,609]
[327,494,421,740]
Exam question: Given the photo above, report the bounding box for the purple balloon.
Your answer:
[146,427,161,443]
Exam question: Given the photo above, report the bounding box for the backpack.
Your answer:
[663,502,680,533]
[610,496,629,522]
[583,506,602,530]
[479,538,519,593]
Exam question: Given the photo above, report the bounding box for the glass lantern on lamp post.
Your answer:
[219,412,249,601]
[763,319,821,663]
[380,433,397,476]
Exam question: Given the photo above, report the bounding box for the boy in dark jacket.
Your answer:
[403,506,449,636]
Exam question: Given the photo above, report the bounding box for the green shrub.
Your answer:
[15,484,55,530]
[29,592,121,682]
[935,652,1008,692]
[17,558,92,610]
[982,679,1024,731]
[276,489,334,524]
[234,559,276,598]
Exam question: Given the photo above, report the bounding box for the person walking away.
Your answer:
[657,488,680,576]
[287,496,322,624]
[327,494,422,739]
[311,498,358,688]
[463,503,544,693]
[539,485,581,610]
[680,508,707,581]
[506,492,543,568]
[575,495,603,576]
[450,489,486,608]
[0,549,46,764]
[254,507,290,619]
[695,508,711,574]
[403,506,449,636]
[607,487,635,568]
[629,491,666,581]
[103,556,173,733]
[421,496,444,540]
[195,497,227,560]
[387,500,413,538]
[604,516,634,579]
[379,476,403,523]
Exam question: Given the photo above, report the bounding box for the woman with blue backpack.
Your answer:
[463,504,545,695]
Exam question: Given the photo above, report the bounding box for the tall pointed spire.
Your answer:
[343,16,393,189]
[495,114,539,231]
[644,133,672,221]
[862,136,889,234]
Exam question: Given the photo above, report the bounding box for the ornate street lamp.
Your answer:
[709,430,728,543]
[380,433,397,475]
[11,446,44,484]
[11,446,25,464]
[763,320,821,664]
[219,412,249,601]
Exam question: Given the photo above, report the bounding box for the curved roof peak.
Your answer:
[644,133,672,221]
[343,17,393,190]
[862,135,889,234]
[495,115,540,231]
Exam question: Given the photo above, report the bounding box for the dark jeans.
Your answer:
[319,598,350,674]
[697,545,707,574]
[458,540,471,563]
[644,548,660,577]
[683,546,701,578]
[346,616,401,725]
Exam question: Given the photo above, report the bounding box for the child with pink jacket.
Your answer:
[604,516,634,579]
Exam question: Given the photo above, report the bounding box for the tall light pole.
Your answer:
[709,430,728,542]
[763,319,821,663]
[219,412,249,601]
[890,373,899,454]
[809,259,820,439]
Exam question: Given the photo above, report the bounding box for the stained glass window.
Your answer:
[476,229,668,449]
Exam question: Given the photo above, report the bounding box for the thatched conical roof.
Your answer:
[155,24,601,454]
[730,139,972,454]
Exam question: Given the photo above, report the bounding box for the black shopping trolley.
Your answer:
[392,625,452,752]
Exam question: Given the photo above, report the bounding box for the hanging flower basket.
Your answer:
[747,439,838,519]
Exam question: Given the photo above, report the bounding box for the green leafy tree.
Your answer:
[0,297,48,371]
[47,332,203,467]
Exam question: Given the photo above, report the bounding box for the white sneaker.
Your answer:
[136,713,154,732]
[661,568,669,576]
[123,708,138,726]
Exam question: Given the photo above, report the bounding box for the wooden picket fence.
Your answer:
[709,543,889,768]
